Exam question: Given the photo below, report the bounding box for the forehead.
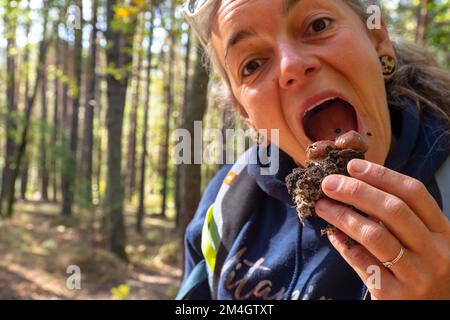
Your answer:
[215,0,299,18]
[211,0,286,59]
[210,0,354,59]
[213,0,286,32]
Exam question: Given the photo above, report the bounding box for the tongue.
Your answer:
[304,99,357,141]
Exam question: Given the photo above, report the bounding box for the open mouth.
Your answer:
[302,97,358,142]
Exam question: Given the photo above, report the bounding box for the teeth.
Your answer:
[305,97,337,113]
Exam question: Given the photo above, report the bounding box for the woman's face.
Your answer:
[210,0,395,166]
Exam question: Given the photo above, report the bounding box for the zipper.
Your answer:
[362,285,370,300]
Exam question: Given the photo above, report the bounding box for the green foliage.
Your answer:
[427,1,450,66]
[386,0,450,67]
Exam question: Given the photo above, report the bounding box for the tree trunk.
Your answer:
[178,43,209,272]
[4,6,51,217]
[61,0,83,216]
[19,2,32,202]
[175,27,192,228]
[80,0,98,207]
[20,158,29,201]
[51,34,61,203]
[416,0,430,48]
[39,54,49,201]
[136,7,156,233]
[160,0,176,218]
[1,4,18,216]
[95,75,103,205]
[105,0,137,260]
[126,17,145,202]
[60,27,71,205]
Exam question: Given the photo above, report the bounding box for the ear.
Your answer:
[369,16,396,59]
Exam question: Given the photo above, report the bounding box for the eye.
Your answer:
[241,59,264,78]
[306,17,332,35]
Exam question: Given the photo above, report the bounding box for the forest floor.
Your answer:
[0,200,182,300]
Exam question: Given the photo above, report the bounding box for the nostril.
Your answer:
[287,79,294,85]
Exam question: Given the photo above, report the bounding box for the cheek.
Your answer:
[329,27,381,80]
[365,112,391,165]
[327,29,392,162]
[240,85,279,128]
[239,84,309,165]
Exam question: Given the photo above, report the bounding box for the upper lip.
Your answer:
[300,90,353,117]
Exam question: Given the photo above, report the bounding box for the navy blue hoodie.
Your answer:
[180,99,450,300]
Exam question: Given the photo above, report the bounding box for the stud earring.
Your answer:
[379,55,396,79]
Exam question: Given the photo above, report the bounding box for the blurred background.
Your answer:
[0,0,448,299]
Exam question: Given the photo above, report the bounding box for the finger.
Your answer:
[348,159,449,233]
[326,228,399,299]
[321,174,430,251]
[316,198,411,279]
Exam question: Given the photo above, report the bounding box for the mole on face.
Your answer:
[334,130,368,152]
[306,140,336,160]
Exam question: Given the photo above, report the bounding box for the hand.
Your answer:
[315,159,450,300]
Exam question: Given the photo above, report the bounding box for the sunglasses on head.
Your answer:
[183,0,218,47]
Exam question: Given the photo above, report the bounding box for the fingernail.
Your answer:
[327,231,337,243]
[323,175,342,191]
[327,225,337,235]
[350,159,368,173]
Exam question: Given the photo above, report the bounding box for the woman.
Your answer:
[178,0,450,300]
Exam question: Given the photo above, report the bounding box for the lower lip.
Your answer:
[356,114,364,137]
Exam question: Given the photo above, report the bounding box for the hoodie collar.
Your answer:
[385,99,450,183]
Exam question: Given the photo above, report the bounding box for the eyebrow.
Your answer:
[224,0,303,62]
[224,29,257,62]
[282,0,302,16]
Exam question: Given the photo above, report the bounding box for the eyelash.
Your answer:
[240,17,333,79]
[305,17,332,36]
[241,59,265,78]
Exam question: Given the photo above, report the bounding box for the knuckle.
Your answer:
[384,196,407,220]
[333,204,350,226]
[361,224,386,247]
[348,245,369,264]
[404,178,426,195]
[345,180,363,198]
[371,164,389,181]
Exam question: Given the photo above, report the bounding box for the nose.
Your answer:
[278,42,320,89]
